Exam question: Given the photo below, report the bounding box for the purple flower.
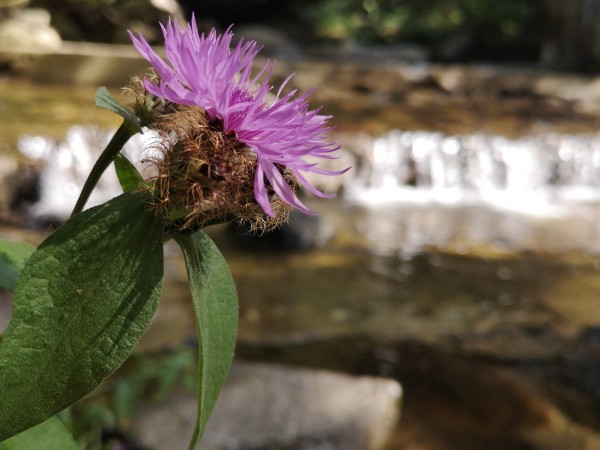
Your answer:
[128,17,347,217]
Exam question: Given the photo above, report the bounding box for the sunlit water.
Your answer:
[16,123,600,258]
[18,126,158,219]
[335,129,600,257]
[346,129,600,205]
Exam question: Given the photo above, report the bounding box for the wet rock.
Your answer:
[15,0,171,44]
[0,8,61,51]
[561,327,600,408]
[226,211,335,251]
[143,218,600,364]
[235,339,600,450]
[147,0,185,22]
[0,155,19,213]
[406,343,600,450]
[345,43,429,65]
[235,25,303,60]
[131,361,401,450]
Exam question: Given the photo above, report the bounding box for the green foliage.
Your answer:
[60,402,117,450]
[0,240,35,292]
[112,348,197,423]
[114,153,144,192]
[0,417,78,450]
[173,231,238,449]
[42,348,198,450]
[0,190,164,440]
[310,0,544,53]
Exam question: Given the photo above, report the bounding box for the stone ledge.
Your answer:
[131,361,402,450]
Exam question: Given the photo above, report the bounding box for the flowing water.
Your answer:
[341,129,600,257]
[347,130,600,204]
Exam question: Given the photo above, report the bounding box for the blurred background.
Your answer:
[2,1,600,449]
[16,0,600,70]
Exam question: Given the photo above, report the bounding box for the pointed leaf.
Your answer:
[115,153,144,192]
[172,231,238,448]
[0,191,164,440]
[95,86,141,133]
[0,417,78,450]
[0,240,35,292]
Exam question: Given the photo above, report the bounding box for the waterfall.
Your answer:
[18,125,158,220]
[345,130,600,213]
[16,125,600,255]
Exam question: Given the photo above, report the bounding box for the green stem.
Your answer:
[187,422,201,450]
[71,120,140,217]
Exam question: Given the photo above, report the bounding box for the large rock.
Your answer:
[0,8,61,51]
[0,155,19,214]
[131,361,401,450]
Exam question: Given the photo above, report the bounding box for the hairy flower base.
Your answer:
[140,94,293,232]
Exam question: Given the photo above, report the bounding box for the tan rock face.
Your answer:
[0,0,29,8]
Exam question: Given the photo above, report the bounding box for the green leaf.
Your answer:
[0,240,35,292]
[172,231,238,449]
[114,153,144,192]
[95,86,141,133]
[0,190,164,440]
[0,417,78,450]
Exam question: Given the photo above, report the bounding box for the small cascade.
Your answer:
[14,125,600,256]
[18,125,158,221]
[345,130,600,212]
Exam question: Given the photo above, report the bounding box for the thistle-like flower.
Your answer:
[128,16,346,231]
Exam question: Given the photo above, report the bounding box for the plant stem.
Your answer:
[187,422,201,450]
[71,120,140,217]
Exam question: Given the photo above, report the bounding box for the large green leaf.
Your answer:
[0,417,78,450]
[173,231,238,449]
[0,240,35,292]
[0,190,164,440]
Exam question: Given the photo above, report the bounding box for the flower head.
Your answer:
[128,16,346,224]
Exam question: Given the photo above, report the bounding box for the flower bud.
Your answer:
[129,82,292,232]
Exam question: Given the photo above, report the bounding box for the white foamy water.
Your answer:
[345,129,600,217]
[18,125,158,220]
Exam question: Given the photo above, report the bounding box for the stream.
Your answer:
[1,62,600,449]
